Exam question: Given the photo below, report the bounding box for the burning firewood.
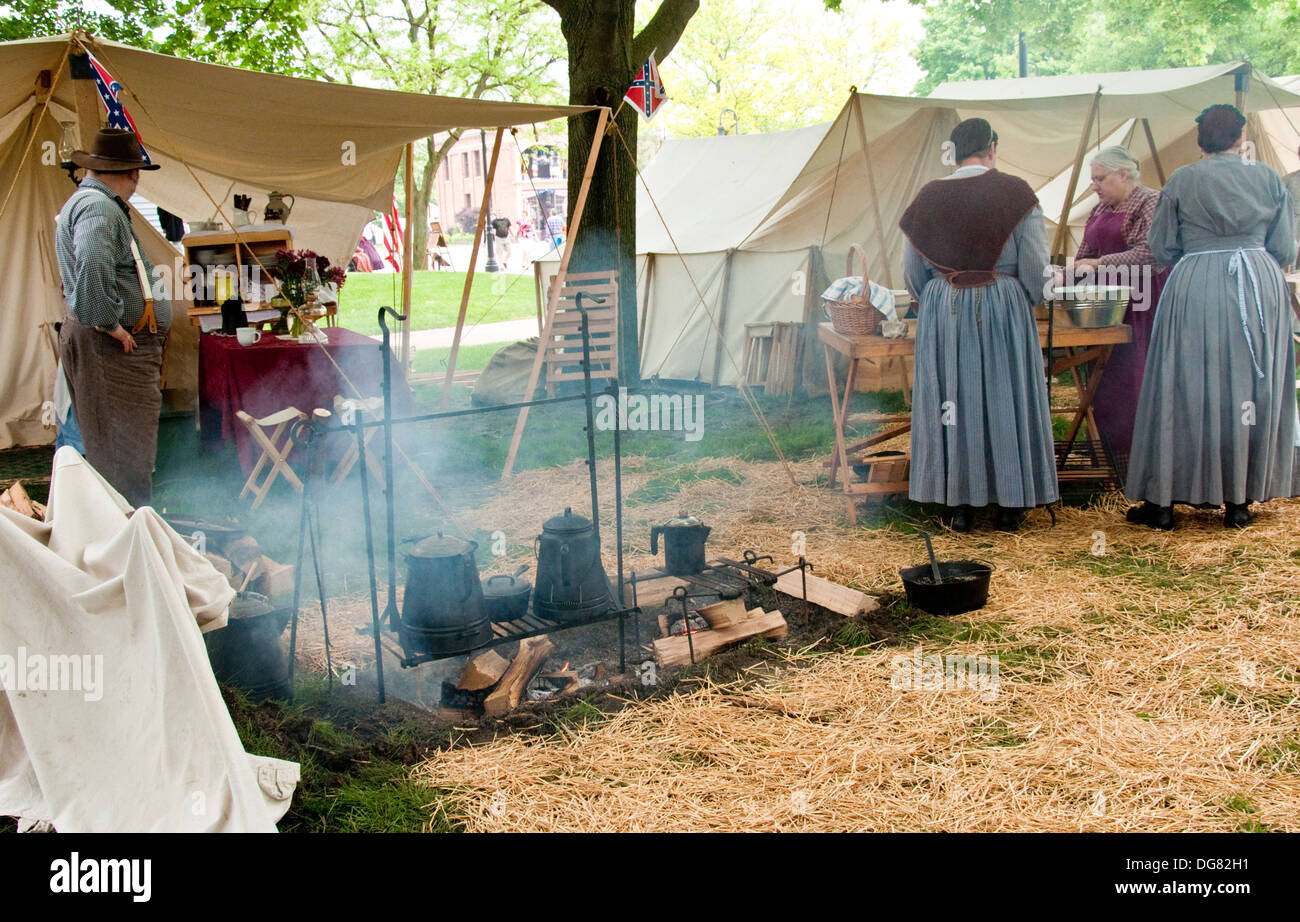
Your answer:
[652,608,788,669]
[483,635,555,716]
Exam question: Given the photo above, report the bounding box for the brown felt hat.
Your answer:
[70,128,160,172]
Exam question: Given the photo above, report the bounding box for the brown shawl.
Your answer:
[899,169,1040,288]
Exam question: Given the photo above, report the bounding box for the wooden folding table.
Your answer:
[820,311,1132,523]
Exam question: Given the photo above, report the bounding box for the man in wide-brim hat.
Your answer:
[55,127,172,507]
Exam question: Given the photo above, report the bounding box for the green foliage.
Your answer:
[652,0,922,138]
[912,0,1300,95]
[2,0,316,76]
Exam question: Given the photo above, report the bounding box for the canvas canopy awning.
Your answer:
[0,32,591,448]
[625,62,1300,387]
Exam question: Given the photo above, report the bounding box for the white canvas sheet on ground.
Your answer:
[0,447,299,832]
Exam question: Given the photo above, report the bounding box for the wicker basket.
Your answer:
[827,244,885,336]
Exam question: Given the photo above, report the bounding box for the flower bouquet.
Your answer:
[270,249,347,334]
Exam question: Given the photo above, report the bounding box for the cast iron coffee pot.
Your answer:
[400,532,491,656]
[533,508,611,622]
[651,511,711,576]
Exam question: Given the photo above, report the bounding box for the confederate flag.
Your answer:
[624,53,667,120]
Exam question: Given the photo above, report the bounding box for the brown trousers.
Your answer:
[59,318,166,508]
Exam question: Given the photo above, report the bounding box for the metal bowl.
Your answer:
[1050,285,1131,328]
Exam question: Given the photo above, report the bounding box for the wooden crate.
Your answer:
[743,321,803,396]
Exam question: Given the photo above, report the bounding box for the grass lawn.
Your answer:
[336,269,538,335]
[410,341,507,375]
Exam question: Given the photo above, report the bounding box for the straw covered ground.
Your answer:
[407,455,1300,832]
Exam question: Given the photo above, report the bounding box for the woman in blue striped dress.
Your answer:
[1125,105,1297,530]
[899,119,1059,532]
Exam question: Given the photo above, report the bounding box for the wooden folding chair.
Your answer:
[236,407,307,509]
[330,395,386,488]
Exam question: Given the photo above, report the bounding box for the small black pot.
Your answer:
[482,572,532,622]
[899,560,993,616]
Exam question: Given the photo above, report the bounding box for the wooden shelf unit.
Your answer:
[182,224,293,326]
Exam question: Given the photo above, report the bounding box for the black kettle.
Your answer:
[400,532,491,655]
[534,508,611,622]
[651,511,711,576]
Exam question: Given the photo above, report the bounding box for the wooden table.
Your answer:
[820,311,1132,523]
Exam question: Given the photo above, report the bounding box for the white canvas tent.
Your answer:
[620,62,1300,387]
[0,32,587,448]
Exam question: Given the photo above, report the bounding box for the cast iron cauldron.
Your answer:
[401,532,491,656]
[533,508,611,622]
[650,511,711,576]
[204,591,291,701]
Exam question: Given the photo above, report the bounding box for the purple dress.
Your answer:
[1083,210,1167,459]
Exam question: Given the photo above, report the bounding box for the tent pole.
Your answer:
[711,249,737,386]
[639,252,654,349]
[69,48,103,150]
[401,143,415,370]
[851,93,896,289]
[1141,119,1167,186]
[440,128,504,410]
[1052,87,1102,262]
[503,106,611,479]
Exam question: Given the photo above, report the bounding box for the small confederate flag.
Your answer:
[86,52,152,164]
[624,53,667,120]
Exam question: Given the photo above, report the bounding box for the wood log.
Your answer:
[205,552,234,582]
[223,534,261,571]
[774,571,879,618]
[437,707,480,725]
[1,481,36,519]
[652,609,788,669]
[251,555,295,597]
[538,669,580,694]
[30,501,46,522]
[656,614,669,638]
[483,635,555,716]
[457,649,510,691]
[697,598,747,628]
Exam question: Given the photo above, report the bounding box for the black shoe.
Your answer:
[1125,502,1174,530]
[995,506,1026,531]
[948,504,973,533]
[1224,502,1253,528]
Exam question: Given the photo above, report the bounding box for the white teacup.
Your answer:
[236,327,261,346]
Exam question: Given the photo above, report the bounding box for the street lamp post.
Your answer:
[717,108,738,136]
[480,129,499,273]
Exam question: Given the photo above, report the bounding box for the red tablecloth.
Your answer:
[199,327,416,474]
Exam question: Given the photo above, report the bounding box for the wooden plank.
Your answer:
[773,571,879,618]
[483,635,554,716]
[652,610,788,669]
[1052,88,1101,261]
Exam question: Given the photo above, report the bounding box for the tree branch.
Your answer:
[632,0,700,65]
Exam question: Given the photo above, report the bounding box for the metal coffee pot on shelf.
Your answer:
[400,532,491,656]
[651,511,711,576]
[533,508,612,622]
[263,191,295,224]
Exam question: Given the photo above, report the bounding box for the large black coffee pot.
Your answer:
[400,532,491,655]
[533,508,611,622]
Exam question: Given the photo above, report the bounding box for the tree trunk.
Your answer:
[561,0,641,383]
